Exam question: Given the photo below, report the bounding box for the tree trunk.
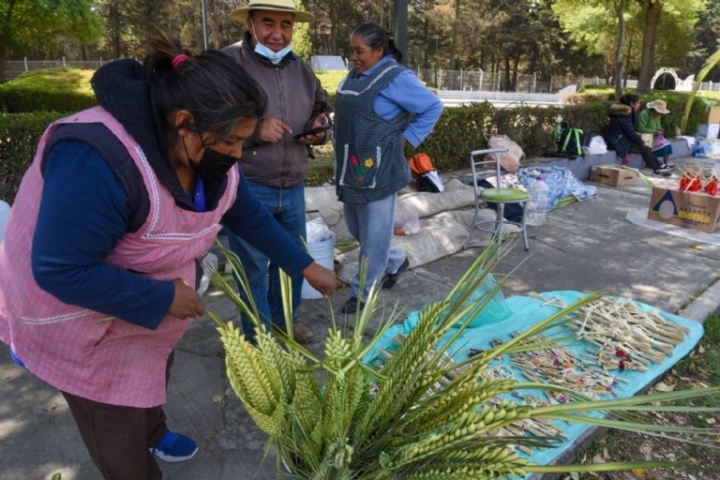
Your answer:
[503,55,511,91]
[512,53,520,91]
[624,33,634,86]
[635,0,663,94]
[423,19,429,69]
[449,0,461,70]
[1,0,18,81]
[0,44,7,81]
[614,0,626,100]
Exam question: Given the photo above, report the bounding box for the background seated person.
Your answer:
[606,94,669,175]
[637,99,674,170]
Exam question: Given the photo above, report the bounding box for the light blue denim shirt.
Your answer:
[353,56,443,148]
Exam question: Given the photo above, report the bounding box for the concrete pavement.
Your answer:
[2,154,720,480]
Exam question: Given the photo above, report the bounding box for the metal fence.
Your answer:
[5,59,720,94]
[2,59,110,81]
[414,68,615,93]
[1,59,610,93]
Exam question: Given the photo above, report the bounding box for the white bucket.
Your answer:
[0,200,10,243]
[301,231,336,300]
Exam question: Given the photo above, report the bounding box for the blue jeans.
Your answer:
[344,193,406,301]
[227,182,306,341]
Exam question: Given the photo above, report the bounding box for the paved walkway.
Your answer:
[2,156,720,479]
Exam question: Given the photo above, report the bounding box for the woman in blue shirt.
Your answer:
[333,23,443,314]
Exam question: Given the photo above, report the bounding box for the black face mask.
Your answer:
[182,137,238,179]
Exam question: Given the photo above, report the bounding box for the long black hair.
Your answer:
[144,31,267,141]
[350,23,403,63]
[619,94,640,106]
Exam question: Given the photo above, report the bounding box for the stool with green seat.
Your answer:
[464,147,530,251]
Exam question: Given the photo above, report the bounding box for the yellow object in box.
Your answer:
[589,166,638,187]
[647,186,720,233]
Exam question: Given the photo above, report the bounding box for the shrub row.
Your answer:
[0,111,68,202]
[0,67,97,113]
[412,94,707,172]
[0,95,708,204]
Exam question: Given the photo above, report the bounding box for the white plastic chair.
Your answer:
[464,148,530,251]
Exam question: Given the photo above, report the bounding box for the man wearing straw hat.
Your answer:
[223,0,332,344]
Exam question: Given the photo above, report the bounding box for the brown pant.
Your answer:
[61,351,174,480]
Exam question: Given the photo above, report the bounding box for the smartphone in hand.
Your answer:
[293,124,332,140]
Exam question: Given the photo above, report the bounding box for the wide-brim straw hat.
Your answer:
[230,0,314,23]
[647,99,670,114]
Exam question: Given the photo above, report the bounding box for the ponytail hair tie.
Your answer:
[171,53,190,68]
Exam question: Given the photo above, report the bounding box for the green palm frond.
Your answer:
[209,238,720,479]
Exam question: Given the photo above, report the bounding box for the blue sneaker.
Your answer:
[150,430,198,463]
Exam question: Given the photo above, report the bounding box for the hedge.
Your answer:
[410,94,707,172]
[0,111,69,202]
[0,67,97,113]
[0,95,709,204]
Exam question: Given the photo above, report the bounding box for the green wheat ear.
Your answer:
[208,237,720,479]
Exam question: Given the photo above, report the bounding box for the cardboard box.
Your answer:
[701,106,720,124]
[589,166,638,187]
[696,123,720,139]
[647,186,720,233]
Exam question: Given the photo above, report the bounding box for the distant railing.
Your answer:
[5,59,720,94]
[414,68,613,93]
[1,59,609,93]
[2,59,110,81]
[699,81,720,92]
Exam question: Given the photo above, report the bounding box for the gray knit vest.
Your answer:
[334,60,410,204]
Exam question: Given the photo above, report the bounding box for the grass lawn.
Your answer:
[307,144,335,186]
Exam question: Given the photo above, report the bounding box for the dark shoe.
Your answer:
[654,166,672,177]
[382,257,410,289]
[292,323,314,344]
[342,296,365,314]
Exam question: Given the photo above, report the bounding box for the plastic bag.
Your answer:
[584,135,607,155]
[486,135,524,173]
[694,141,710,158]
[197,252,218,297]
[654,133,671,150]
[0,199,9,243]
[448,272,512,328]
[306,217,332,243]
[394,204,421,235]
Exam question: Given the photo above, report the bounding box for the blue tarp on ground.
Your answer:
[365,290,704,470]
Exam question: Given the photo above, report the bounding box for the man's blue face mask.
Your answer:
[252,23,293,64]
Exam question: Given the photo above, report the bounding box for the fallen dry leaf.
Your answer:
[630,467,651,479]
[653,381,676,392]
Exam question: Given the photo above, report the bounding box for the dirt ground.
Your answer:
[567,317,720,480]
